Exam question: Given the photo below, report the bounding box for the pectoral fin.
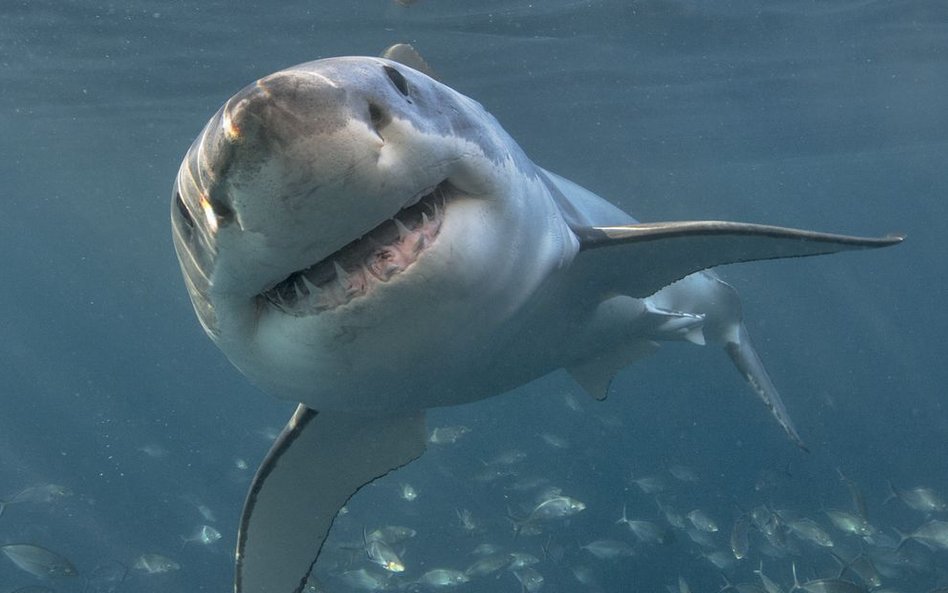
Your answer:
[575,221,903,298]
[236,405,427,593]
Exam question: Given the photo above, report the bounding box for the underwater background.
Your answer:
[0,1,945,592]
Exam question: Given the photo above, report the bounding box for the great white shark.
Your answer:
[171,46,902,593]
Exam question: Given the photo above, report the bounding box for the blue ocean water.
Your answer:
[0,1,945,592]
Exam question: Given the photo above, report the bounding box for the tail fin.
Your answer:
[828,550,849,579]
[836,468,869,520]
[718,572,736,593]
[893,527,913,552]
[883,480,900,506]
[651,273,809,451]
[506,505,527,538]
[725,322,808,452]
[755,561,784,593]
[790,562,803,593]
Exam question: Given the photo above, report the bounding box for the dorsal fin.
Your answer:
[381,44,438,80]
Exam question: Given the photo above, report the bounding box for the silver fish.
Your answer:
[836,468,869,520]
[792,562,867,593]
[365,537,405,573]
[731,513,751,560]
[617,503,666,542]
[132,553,180,574]
[183,524,221,546]
[832,552,881,589]
[196,503,216,522]
[470,543,504,556]
[885,481,947,513]
[824,509,874,538]
[88,559,128,590]
[338,567,391,591]
[538,432,570,449]
[456,508,479,532]
[571,565,600,588]
[721,572,764,593]
[630,474,667,494]
[507,552,540,569]
[464,553,511,577]
[679,575,693,593]
[428,425,471,445]
[703,549,736,570]
[513,566,544,592]
[656,499,687,530]
[521,495,586,523]
[138,443,169,458]
[2,484,72,512]
[898,519,948,550]
[417,568,469,588]
[755,563,784,593]
[751,506,782,538]
[1,544,78,578]
[628,520,672,545]
[399,482,418,502]
[366,525,417,544]
[561,392,583,412]
[488,449,527,466]
[688,509,719,532]
[786,518,834,548]
[581,539,635,559]
[687,528,718,549]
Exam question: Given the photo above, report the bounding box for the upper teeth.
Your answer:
[262,187,446,315]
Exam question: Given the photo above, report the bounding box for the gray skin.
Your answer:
[171,55,900,593]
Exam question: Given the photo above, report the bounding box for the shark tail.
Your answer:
[725,322,809,452]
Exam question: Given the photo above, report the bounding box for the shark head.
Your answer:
[171,57,578,411]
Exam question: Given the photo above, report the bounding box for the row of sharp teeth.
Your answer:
[263,190,446,315]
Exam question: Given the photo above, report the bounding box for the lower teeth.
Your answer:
[264,189,445,314]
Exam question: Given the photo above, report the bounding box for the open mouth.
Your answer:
[262,183,448,315]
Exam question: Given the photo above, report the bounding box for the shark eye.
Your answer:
[383,66,410,97]
[208,195,235,224]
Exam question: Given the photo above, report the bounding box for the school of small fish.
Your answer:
[281,407,948,593]
[2,409,946,593]
[0,479,221,589]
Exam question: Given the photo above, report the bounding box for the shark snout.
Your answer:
[221,71,349,151]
